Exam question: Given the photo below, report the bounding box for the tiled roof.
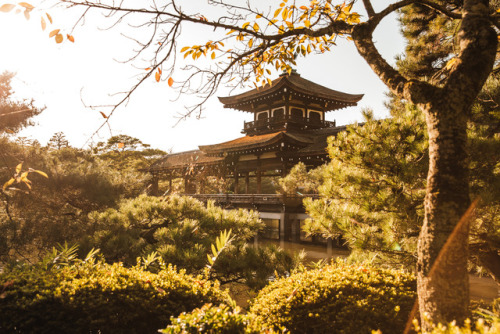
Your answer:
[218,72,363,112]
[148,150,223,171]
[199,131,314,155]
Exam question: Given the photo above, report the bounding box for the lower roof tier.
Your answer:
[147,126,348,173]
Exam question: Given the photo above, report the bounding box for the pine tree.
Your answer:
[47,132,70,150]
[0,71,42,134]
[303,3,500,286]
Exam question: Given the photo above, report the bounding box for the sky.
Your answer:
[0,0,405,153]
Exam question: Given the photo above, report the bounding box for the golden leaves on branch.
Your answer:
[0,4,15,12]
[175,0,360,90]
[0,3,74,44]
[2,162,48,192]
[0,2,33,20]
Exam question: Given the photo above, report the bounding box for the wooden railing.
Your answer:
[243,116,336,132]
[187,193,319,205]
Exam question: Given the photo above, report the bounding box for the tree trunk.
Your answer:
[414,1,497,328]
[353,0,497,327]
[417,98,471,327]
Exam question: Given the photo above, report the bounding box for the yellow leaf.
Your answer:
[180,46,189,52]
[282,7,288,20]
[274,8,282,18]
[300,5,308,10]
[253,22,259,31]
[155,71,161,82]
[0,4,15,12]
[41,17,46,30]
[49,29,60,38]
[256,13,262,19]
[168,77,174,87]
[55,33,63,43]
[304,19,311,28]
[23,9,30,19]
[445,57,458,70]
[46,12,52,24]
[211,51,216,59]
[242,22,250,29]
[18,2,33,9]
[33,170,48,178]
[99,111,108,119]
[226,29,236,35]
[14,163,23,175]
[23,179,32,190]
[248,38,253,48]
[2,178,15,191]
[67,34,74,43]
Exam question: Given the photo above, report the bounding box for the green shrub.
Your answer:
[412,318,500,333]
[0,261,230,334]
[162,303,263,334]
[249,262,416,334]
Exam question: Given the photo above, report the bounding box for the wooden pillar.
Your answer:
[256,171,262,194]
[234,170,239,194]
[245,172,250,194]
[291,218,300,242]
[279,206,286,247]
[327,238,334,256]
[256,154,262,194]
[148,174,159,196]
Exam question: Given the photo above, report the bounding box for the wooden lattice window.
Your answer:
[291,107,304,119]
[257,111,269,120]
[273,108,285,119]
[309,111,321,123]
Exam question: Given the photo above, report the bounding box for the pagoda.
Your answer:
[146,71,363,245]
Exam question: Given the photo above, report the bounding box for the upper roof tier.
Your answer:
[218,71,364,113]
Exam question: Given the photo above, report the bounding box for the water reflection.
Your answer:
[257,239,350,262]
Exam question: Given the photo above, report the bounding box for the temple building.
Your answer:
[146,71,363,247]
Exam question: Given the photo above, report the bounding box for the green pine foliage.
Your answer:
[249,261,416,334]
[0,257,229,333]
[0,140,147,263]
[0,71,43,134]
[83,194,296,288]
[303,107,427,266]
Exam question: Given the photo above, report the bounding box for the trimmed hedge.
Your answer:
[162,303,262,334]
[249,263,416,334]
[0,262,230,333]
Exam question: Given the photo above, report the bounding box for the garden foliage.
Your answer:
[84,194,296,288]
[249,262,416,334]
[0,256,229,333]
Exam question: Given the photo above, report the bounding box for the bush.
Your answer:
[0,261,230,334]
[162,303,263,334]
[84,195,296,288]
[413,319,500,334]
[249,262,416,334]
